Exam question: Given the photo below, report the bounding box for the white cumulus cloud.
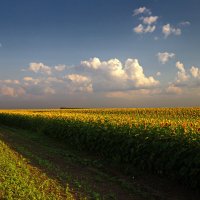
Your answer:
[133,7,151,16]
[80,58,127,91]
[162,24,181,38]
[176,61,190,83]
[166,62,200,96]
[23,77,41,85]
[134,24,156,34]
[190,66,200,79]
[81,57,159,91]
[65,74,93,93]
[145,25,156,33]
[66,74,91,83]
[124,59,159,87]
[142,16,158,25]
[54,65,66,71]
[157,52,175,64]
[81,57,101,69]
[133,24,144,33]
[28,62,52,75]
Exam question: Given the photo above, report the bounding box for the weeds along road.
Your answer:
[0,126,199,200]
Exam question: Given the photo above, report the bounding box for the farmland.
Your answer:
[0,108,200,199]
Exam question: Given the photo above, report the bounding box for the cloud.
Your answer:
[133,7,151,16]
[0,79,26,97]
[142,16,158,25]
[81,58,127,91]
[54,65,66,71]
[133,24,144,33]
[190,66,200,79]
[0,85,25,97]
[81,57,101,69]
[23,77,41,85]
[179,21,191,26]
[166,62,200,96]
[0,79,20,84]
[134,24,156,34]
[156,72,161,76]
[28,62,52,75]
[23,78,56,96]
[24,85,54,96]
[22,76,58,96]
[133,8,157,35]
[106,88,161,99]
[124,59,159,87]
[2,58,199,107]
[81,57,159,91]
[157,52,175,64]
[145,25,156,33]
[81,57,126,78]
[132,8,189,39]
[175,61,190,83]
[176,61,185,71]
[0,86,15,97]
[46,77,64,83]
[44,87,55,95]
[65,74,93,93]
[166,84,182,94]
[0,57,159,98]
[66,74,91,83]
[162,24,181,38]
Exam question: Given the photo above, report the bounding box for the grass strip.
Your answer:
[0,139,75,200]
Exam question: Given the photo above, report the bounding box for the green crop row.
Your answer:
[0,111,199,190]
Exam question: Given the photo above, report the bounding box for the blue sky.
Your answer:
[0,0,200,108]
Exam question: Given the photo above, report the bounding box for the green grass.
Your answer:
[0,139,75,199]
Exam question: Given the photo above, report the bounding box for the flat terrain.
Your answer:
[0,126,199,200]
